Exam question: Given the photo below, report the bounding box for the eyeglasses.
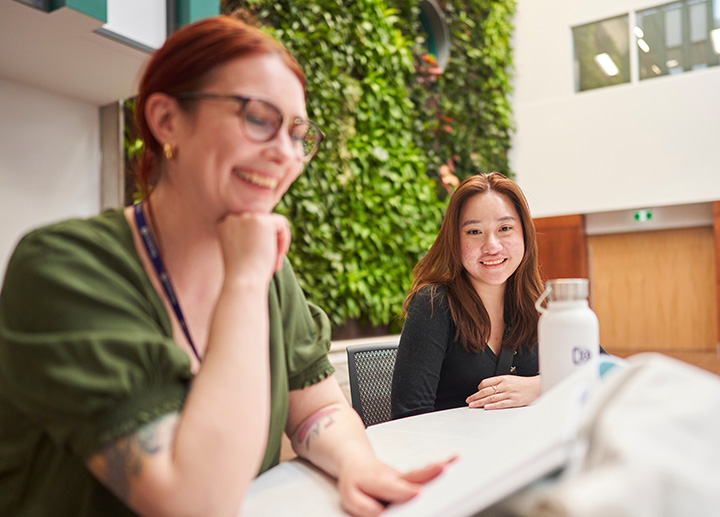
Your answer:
[175,92,324,162]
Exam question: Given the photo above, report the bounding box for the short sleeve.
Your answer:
[0,216,193,460]
[270,258,334,391]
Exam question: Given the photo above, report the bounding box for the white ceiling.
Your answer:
[0,0,151,106]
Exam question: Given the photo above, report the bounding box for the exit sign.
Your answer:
[634,209,653,222]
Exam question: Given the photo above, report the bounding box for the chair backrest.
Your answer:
[346,343,399,427]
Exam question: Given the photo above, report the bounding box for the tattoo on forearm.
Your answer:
[296,407,340,451]
[94,412,178,501]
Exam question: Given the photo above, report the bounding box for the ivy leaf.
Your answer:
[370,146,390,162]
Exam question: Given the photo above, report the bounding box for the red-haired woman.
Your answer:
[0,16,451,517]
[392,173,544,419]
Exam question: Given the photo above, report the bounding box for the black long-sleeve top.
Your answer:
[391,285,539,420]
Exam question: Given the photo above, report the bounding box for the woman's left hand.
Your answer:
[336,455,457,517]
[465,375,541,410]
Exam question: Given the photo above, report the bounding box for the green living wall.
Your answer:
[394,1,516,184]
[216,1,516,334]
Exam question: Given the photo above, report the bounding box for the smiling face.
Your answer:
[169,53,307,218]
[459,192,525,298]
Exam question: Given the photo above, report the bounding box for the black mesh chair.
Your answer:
[346,343,399,427]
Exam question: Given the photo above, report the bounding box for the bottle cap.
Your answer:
[547,278,589,301]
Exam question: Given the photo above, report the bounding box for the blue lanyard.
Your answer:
[133,201,202,363]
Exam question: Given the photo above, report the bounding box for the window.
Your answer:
[636,0,720,80]
[572,1,720,91]
[573,16,630,92]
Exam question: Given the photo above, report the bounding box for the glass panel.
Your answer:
[664,5,683,48]
[637,7,665,79]
[573,15,630,92]
[638,0,719,80]
[690,1,709,68]
[714,1,720,57]
[690,1,708,42]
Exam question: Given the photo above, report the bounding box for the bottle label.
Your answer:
[572,347,593,365]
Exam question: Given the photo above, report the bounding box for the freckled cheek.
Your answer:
[511,238,526,260]
[460,242,476,267]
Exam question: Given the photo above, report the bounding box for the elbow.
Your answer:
[129,470,256,517]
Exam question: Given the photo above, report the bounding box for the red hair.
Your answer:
[404,172,544,353]
[133,15,305,199]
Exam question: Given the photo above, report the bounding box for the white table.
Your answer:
[240,369,594,517]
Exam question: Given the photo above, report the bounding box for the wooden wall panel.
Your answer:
[533,214,588,282]
[588,227,718,354]
[715,201,720,344]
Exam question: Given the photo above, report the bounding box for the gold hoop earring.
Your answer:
[163,143,175,160]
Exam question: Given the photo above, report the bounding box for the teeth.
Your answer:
[482,259,505,266]
[236,170,278,189]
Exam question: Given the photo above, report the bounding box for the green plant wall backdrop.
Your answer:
[132,1,516,334]
[397,1,516,184]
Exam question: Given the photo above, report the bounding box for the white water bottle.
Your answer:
[536,278,600,393]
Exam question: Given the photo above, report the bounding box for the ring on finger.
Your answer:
[492,385,499,394]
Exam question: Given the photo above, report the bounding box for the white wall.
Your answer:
[0,79,101,279]
[511,0,720,218]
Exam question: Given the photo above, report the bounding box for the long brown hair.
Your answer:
[133,15,305,200]
[403,172,543,353]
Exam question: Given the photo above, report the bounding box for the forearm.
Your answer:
[168,280,272,508]
[89,280,272,516]
[290,402,373,479]
[286,378,455,516]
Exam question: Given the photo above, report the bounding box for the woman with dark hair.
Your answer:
[391,172,544,419]
[0,15,451,517]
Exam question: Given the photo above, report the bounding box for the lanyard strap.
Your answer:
[495,346,514,376]
[133,201,202,363]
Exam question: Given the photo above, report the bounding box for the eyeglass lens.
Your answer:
[242,99,320,159]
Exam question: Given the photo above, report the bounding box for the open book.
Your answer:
[375,359,603,516]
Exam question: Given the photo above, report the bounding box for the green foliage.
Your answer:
[123,99,144,205]
[132,0,516,332]
[221,0,445,330]
[391,0,517,190]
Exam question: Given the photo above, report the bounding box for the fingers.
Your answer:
[465,380,502,408]
[274,215,291,271]
[217,213,291,279]
[477,376,505,393]
[369,473,420,503]
[402,455,459,484]
[467,391,508,409]
[339,477,418,517]
[357,458,456,503]
[467,375,542,409]
[483,398,514,410]
[339,456,457,517]
[339,486,387,517]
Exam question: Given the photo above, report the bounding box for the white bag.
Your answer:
[487,353,720,517]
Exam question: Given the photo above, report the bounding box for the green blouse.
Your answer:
[0,209,334,516]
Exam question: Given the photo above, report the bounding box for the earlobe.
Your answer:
[145,92,179,145]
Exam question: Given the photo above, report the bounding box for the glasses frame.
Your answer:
[174,92,324,162]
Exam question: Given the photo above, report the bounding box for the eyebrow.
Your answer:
[461,215,517,228]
